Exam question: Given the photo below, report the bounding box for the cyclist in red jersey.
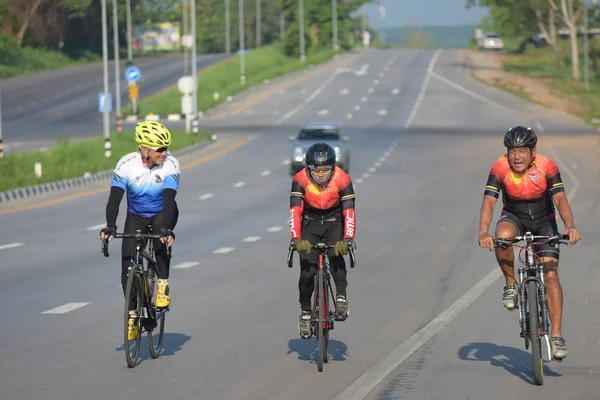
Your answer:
[478,126,581,360]
[289,142,356,339]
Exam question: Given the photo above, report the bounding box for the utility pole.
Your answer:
[112,0,121,119]
[299,0,305,62]
[126,0,133,61]
[256,0,261,48]
[0,86,3,158]
[280,11,285,40]
[239,0,246,84]
[225,0,231,56]
[182,0,189,74]
[191,0,198,117]
[584,0,589,91]
[101,0,111,158]
[332,0,338,51]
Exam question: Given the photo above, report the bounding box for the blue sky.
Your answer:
[360,0,489,28]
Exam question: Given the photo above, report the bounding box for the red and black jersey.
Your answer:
[484,153,565,220]
[289,166,356,240]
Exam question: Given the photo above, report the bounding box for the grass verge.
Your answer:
[131,44,338,116]
[490,38,600,123]
[0,130,212,192]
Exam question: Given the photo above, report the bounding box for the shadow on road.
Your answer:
[458,341,561,385]
[114,332,191,362]
[287,337,349,364]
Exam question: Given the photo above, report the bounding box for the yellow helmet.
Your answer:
[134,121,172,148]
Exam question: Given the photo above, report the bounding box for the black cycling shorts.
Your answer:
[496,210,560,259]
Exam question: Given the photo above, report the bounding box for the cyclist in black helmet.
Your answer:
[477,126,581,360]
[289,142,356,339]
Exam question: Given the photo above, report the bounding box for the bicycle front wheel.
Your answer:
[148,272,166,359]
[124,266,143,368]
[527,281,543,385]
[317,268,326,372]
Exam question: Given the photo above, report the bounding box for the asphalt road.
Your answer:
[0,53,226,150]
[0,48,599,400]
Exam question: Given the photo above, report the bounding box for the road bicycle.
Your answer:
[102,228,171,368]
[494,232,570,385]
[288,242,355,372]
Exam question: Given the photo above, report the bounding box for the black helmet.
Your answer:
[503,126,538,148]
[305,142,336,185]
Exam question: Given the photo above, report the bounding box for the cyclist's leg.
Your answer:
[324,220,348,317]
[494,211,523,310]
[533,217,566,357]
[298,221,320,312]
[150,205,178,308]
[121,213,151,296]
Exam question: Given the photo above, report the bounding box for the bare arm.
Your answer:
[479,195,497,235]
[552,191,581,244]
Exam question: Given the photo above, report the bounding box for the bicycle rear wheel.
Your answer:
[316,268,326,372]
[124,266,143,368]
[147,270,166,359]
[527,281,543,385]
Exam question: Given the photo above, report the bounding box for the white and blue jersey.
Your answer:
[111,151,181,218]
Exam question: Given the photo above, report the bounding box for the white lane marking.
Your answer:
[392,88,400,95]
[243,236,262,242]
[368,88,374,94]
[354,105,361,111]
[87,223,106,231]
[377,109,388,116]
[233,181,246,188]
[384,151,391,157]
[368,167,376,173]
[282,159,291,165]
[355,178,364,184]
[199,193,214,200]
[332,268,503,400]
[361,97,368,103]
[346,113,353,119]
[260,170,271,177]
[374,162,382,167]
[267,226,283,232]
[276,80,329,124]
[0,242,25,251]
[379,72,385,77]
[246,134,259,141]
[374,79,380,85]
[339,88,349,95]
[42,302,91,315]
[430,71,505,109]
[404,49,441,129]
[213,247,235,254]
[546,144,579,202]
[362,173,370,178]
[354,64,370,76]
[379,156,387,162]
[318,109,330,116]
[535,120,544,132]
[174,261,200,269]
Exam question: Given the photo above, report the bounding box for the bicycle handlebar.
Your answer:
[494,233,570,250]
[101,232,171,258]
[287,243,355,269]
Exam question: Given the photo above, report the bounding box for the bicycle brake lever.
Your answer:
[287,246,295,268]
[101,238,110,257]
[349,247,356,268]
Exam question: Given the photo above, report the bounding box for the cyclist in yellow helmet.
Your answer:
[100,121,181,340]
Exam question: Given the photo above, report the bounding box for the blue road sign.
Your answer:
[98,92,112,113]
[125,66,141,83]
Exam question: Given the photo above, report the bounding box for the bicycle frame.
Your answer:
[516,233,551,359]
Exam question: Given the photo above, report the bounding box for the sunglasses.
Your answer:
[148,146,168,153]
[309,165,332,174]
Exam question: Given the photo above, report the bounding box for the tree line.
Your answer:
[0,0,375,58]
[467,0,600,79]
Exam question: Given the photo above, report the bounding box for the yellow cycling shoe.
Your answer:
[127,310,138,341]
[155,279,171,308]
